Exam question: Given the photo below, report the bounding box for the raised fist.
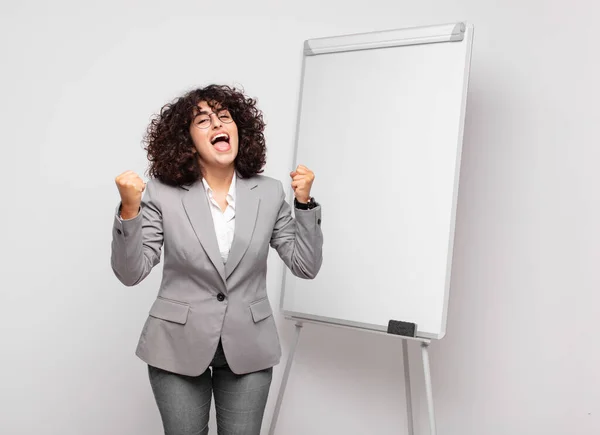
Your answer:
[290,164,315,204]
[115,170,145,218]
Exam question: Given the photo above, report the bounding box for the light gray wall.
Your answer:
[2,1,598,434]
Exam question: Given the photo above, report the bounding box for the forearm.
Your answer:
[291,209,323,278]
[274,206,323,279]
[111,206,161,286]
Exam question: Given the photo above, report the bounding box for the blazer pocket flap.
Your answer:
[249,297,273,323]
[149,298,190,324]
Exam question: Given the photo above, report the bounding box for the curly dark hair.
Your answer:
[143,84,266,186]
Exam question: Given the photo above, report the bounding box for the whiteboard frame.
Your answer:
[279,22,474,340]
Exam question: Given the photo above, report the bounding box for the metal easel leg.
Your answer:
[421,341,437,435]
[402,339,415,435]
[268,321,303,435]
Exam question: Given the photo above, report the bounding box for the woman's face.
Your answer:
[190,100,239,171]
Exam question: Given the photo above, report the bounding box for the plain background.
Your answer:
[1,1,598,434]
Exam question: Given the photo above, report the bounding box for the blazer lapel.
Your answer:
[181,180,227,285]
[225,176,260,278]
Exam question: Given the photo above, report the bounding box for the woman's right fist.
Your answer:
[115,170,145,217]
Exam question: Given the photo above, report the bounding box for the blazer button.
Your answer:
[217,293,225,302]
[116,229,122,235]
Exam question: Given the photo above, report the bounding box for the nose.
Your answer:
[210,113,222,128]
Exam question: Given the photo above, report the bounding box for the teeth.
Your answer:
[211,133,229,144]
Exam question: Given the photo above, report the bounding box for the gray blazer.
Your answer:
[110,174,323,376]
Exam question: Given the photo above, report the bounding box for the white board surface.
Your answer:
[281,23,474,339]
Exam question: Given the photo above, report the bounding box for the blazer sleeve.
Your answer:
[110,180,163,286]
[269,180,323,279]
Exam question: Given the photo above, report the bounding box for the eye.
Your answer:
[196,117,210,126]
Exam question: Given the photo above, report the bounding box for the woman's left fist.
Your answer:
[290,164,315,203]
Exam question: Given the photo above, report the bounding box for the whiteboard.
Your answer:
[280,23,474,339]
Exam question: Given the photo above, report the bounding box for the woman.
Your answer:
[110,84,323,435]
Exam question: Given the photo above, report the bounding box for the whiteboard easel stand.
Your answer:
[268,318,436,435]
[270,21,473,435]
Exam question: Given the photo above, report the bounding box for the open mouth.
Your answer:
[211,133,230,145]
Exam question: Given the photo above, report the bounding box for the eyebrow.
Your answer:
[196,107,227,115]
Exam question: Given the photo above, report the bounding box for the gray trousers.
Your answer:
[147,340,273,435]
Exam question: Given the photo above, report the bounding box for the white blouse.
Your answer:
[202,173,236,264]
